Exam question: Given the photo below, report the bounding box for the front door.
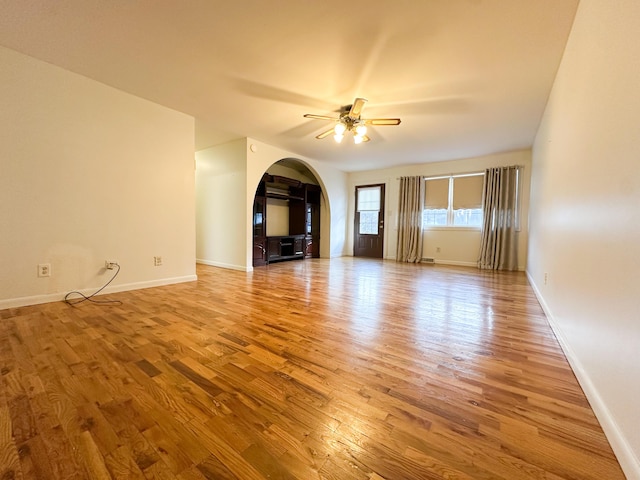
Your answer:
[354,184,385,258]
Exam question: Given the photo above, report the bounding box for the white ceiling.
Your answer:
[0,0,578,172]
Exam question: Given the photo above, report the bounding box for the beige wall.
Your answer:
[528,0,640,476]
[0,46,196,308]
[348,150,531,269]
[195,139,248,270]
[265,199,290,237]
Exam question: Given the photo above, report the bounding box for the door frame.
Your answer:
[353,183,385,258]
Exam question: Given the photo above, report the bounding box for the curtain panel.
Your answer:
[478,166,521,271]
[396,176,424,263]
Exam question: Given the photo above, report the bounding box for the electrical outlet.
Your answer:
[544,272,548,285]
[105,260,119,270]
[38,263,51,277]
[154,256,163,266]
[436,247,441,253]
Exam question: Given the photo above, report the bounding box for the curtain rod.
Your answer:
[396,165,524,180]
[396,172,482,180]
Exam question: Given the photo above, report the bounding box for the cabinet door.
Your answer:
[304,236,313,258]
[306,203,320,236]
[253,196,266,238]
[268,237,281,261]
[311,235,320,258]
[252,237,268,266]
[305,205,312,235]
[294,237,304,256]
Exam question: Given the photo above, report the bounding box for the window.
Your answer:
[423,173,484,228]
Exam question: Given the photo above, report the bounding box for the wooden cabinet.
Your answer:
[252,175,321,266]
[267,235,305,263]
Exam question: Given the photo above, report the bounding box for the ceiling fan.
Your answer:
[304,97,401,144]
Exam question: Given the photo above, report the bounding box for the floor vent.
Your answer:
[422,257,435,264]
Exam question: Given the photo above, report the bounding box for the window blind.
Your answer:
[453,175,484,209]
[424,178,449,209]
[357,186,381,211]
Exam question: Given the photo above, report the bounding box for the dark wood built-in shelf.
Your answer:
[267,235,305,263]
[252,174,321,267]
[265,192,305,201]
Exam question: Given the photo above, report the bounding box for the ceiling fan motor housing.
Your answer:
[339,114,359,131]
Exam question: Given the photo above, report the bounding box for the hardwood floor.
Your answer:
[0,258,625,479]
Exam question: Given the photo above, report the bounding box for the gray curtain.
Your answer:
[478,166,521,271]
[396,176,424,263]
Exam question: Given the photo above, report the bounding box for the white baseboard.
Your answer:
[384,256,526,271]
[436,259,526,271]
[526,272,640,480]
[196,259,251,272]
[0,275,197,310]
[433,259,477,267]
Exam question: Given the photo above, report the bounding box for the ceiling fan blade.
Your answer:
[348,97,367,119]
[316,128,335,139]
[364,118,402,126]
[304,114,337,121]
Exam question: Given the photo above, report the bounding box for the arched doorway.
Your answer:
[252,159,324,267]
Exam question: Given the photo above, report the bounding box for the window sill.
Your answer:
[423,226,482,232]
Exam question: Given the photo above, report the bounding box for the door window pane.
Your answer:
[359,211,379,234]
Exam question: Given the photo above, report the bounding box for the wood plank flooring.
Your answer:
[0,258,626,479]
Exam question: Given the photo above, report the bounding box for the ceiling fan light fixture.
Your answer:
[305,97,400,143]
